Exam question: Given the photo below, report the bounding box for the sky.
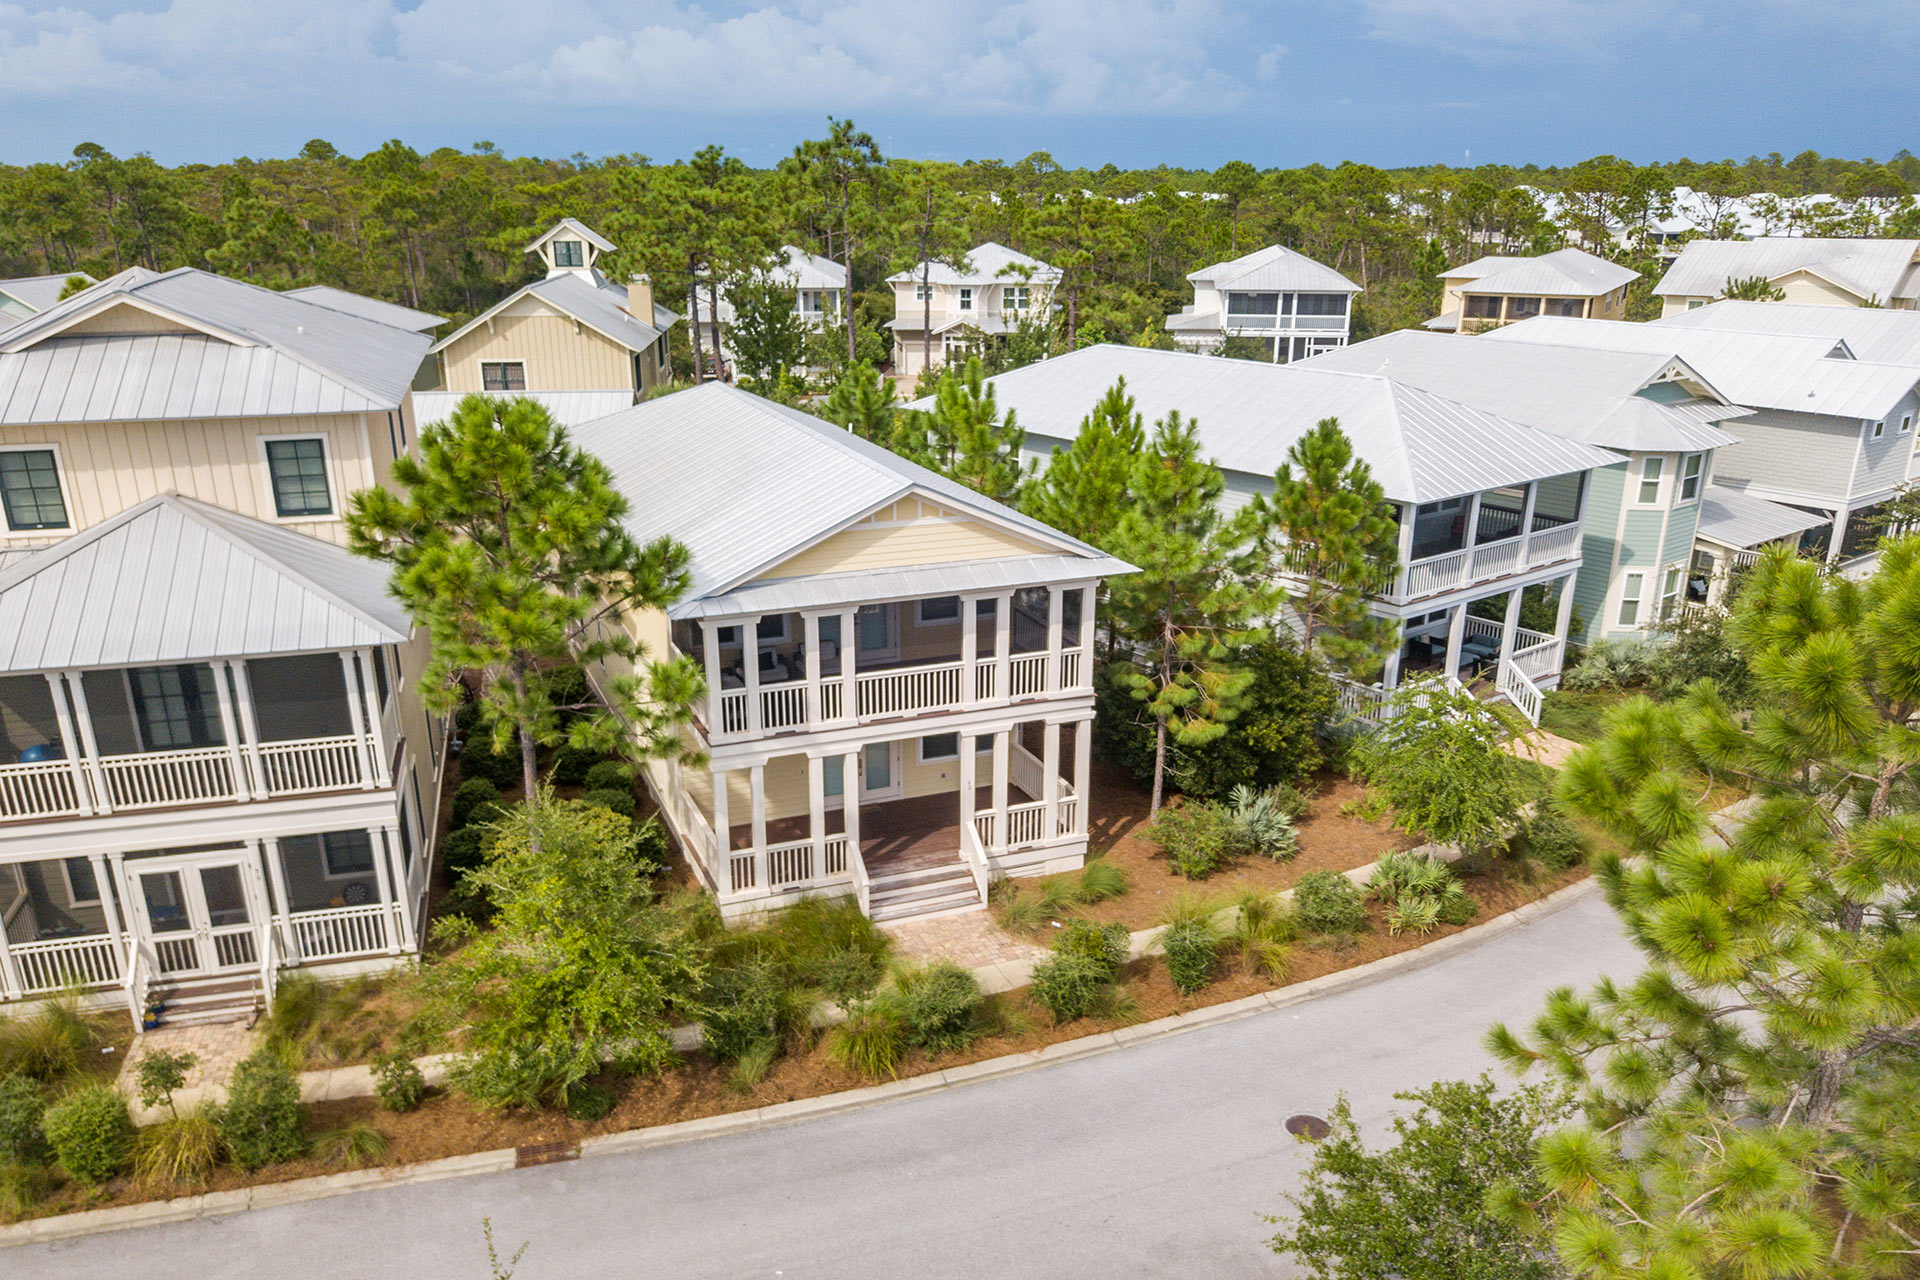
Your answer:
[0,0,1914,170]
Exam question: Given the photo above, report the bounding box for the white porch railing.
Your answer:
[1394,520,1584,601]
[959,820,991,902]
[98,747,236,810]
[1059,648,1083,689]
[257,735,374,796]
[1334,678,1395,725]
[850,836,872,915]
[972,812,996,849]
[0,733,384,821]
[857,660,964,718]
[1527,523,1582,564]
[258,924,283,1009]
[1512,636,1564,682]
[1005,800,1049,846]
[289,904,391,962]
[760,683,809,731]
[12,932,124,995]
[765,839,815,889]
[822,834,849,877]
[727,849,757,895]
[718,690,749,734]
[1467,537,1525,582]
[0,761,86,820]
[122,943,151,1031]
[1403,549,1469,597]
[1009,654,1048,698]
[1497,659,1545,726]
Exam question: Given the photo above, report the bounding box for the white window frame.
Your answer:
[256,433,340,525]
[1617,571,1646,628]
[1636,455,1665,505]
[551,239,584,269]
[59,856,101,907]
[0,441,75,538]
[916,732,992,765]
[1902,414,1914,435]
[1677,452,1704,504]
[1005,284,1030,312]
[320,830,379,882]
[913,283,931,303]
[914,596,962,627]
[1871,419,1887,440]
[1686,298,1706,310]
[478,359,527,392]
[1660,565,1683,620]
[753,614,790,645]
[958,287,974,313]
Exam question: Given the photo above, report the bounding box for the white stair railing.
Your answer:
[959,820,991,902]
[1496,658,1545,726]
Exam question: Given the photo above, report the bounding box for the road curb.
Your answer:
[0,873,1601,1249]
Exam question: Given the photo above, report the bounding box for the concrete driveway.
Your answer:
[12,886,1640,1280]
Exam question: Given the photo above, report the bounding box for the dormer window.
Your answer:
[553,240,584,268]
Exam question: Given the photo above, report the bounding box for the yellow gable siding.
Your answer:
[752,509,1057,582]
[437,307,635,393]
[1774,270,1862,307]
[60,302,206,338]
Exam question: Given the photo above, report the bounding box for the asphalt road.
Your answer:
[12,887,1641,1280]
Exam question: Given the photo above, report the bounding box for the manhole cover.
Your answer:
[1284,1114,1331,1142]
[515,1140,579,1168]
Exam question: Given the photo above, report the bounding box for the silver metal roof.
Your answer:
[284,286,445,333]
[1654,238,1920,302]
[887,242,1060,287]
[1486,316,1920,420]
[939,345,1621,505]
[1656,300,1920,366]
[1440,248,1638,298]
[1305,330,1744,453]
[1695,484,1829,550]
[679,554,1111,620]
[430,271,679,359]
[410,389,636,428]
[0,272,91,316]
[523,218,617,255]
[0,268,430,421]
[0,494,409,673]
[569,383,1128,617]
[1186,244,1360,295]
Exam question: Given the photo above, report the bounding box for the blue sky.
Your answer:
[0,0,1913,170]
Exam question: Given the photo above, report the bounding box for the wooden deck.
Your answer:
[728,785,1035,875]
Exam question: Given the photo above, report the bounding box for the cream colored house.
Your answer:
[428,218,681,398]
[1654,238,1920,315]
[888,243,1059,379]
[1427,248,1637,334]
[1164,245,1360,361]
[0,268,448,1025]
[574,384,1131,921]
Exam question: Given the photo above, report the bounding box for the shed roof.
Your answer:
[1655,300,1920,366]
[284,285,445,333]
[1654,238,1920,303]
[887,242,1059,287]
[1696,485,1830,550]
[1303,330,1743,453]
[1187,244,1360,295]
[0,493,410,673]
[1441,248,1639,298]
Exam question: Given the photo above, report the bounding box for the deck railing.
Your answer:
[1009,654,1049,698]
[960,821,991,902]
[1389,520,1585,602]
[11,932,124,995]
[1005,800,1049,846]
[760,682,810,731]
[257,735,374,796]
[98,747,235,810]
[765,839,815,890]
[856,661,964,718]
[0,761,85,820]
[1497,659,1545,726]
[289,905,390,963]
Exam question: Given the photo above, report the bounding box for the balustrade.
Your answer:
[289,905,391,961]
[0,733,382,821]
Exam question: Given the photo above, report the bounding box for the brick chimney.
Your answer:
[627,273,654,321]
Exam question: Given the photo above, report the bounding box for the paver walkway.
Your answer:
[1509,728,1583,769]
[881,907,1046,970]
[118,1020,255,1119]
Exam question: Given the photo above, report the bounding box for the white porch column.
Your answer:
[65,671,111,813]
[1443,603,1468,682]
[381,825,416,952]
[1077,584,1097,683]
[741,616,764,733]
[1394,503,1416,597]
[839,609,858,722]
[807,754,826,872]
[90,852,127,957]
[958,732,978,844]
[701,623,724,733]
[841,751,862,861]
[993,591,1013,701]
[373,825,403,954]
[1045,585,1065,693]
[260,835,295,958]
[802,614,822,728]
[1554,572,1579,644]
[711,765,732,887]
[0,900,15,1000]
[355,648,390,784]
[959,595,980,705]
[1042,721,1062,839]
[749,763,768,888]
[1517,481,1540,562]
[229,659,269,798]
[1381,618,1405,689]
[1461,491,1484,582]
[1498,588,1524,667]
[339,652,377,789]
[43,672,93,816]
[1072,716,1093,835]
[990,728,1011,853]
[209,659,250,801]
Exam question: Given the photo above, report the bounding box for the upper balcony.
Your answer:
[1387,473,1586,603]
[673,583,1096,748]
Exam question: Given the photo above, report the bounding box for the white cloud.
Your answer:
[1351,0,1670,57]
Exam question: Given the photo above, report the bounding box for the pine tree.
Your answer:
[1024,377,1147,547]
[1249,417,1400,677]
[1106,412,1274,812]
[889,357,1030,504]
[347,395,705,802]
[819,361,896,442]
[1487,539,1920,1276]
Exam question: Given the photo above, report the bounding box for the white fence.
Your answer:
[257,735,376,795]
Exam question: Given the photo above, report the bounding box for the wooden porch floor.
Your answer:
[729,785,1036,875]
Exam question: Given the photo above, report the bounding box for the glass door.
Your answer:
[136,868,199,975]
[823,741,903,806]
[133,859,259,977]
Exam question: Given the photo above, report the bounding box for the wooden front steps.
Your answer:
[867,861,981,922]
[148,973,263,1027]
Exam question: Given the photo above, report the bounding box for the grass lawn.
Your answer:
[1540,687,1631,744]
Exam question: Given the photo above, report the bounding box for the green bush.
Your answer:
[460,742,523,790]
[0,1074,49,1166]
[134,1106,220,1191]
[815,946,883,1004]
[1294,870,1368,935]
[1030,951,1112,1024]
[1225,784,1300,860]
[441,826,491,879]
[453,699,484,738]
[1369,852,1470,937]
[450,777,501,829]
[583,760,635,794]
[825,1002,907,1078]
[549,745,603,787]
[702,961,784,1063]
[1159,919,1220,994]
[1077,861,1129,902]
[215,1049,305,1172]
[546,666,590,721]
[134,1048,197,1116]
[1438,891,1480,927]
[582,787,636,817]
[373,1051,426,1113]
[1515,803,1587,872]
[565,1083,614,1121]
[0,1160,53,1218]
[634,818,670,873]
[1054,919,1129,976]
[1150,801,1236,879]
[0,994,98,1081]
[897,964,981,1053]
[41,1084,134,1185]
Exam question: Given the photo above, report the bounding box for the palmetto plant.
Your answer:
[1226,784,1300,860]
[1367,852,1467,936]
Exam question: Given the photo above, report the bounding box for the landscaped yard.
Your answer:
[1539,687,1631,744]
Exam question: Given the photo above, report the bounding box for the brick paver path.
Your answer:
[882,908,1047,970]
[118,1020,256,1116]
[1508,729,1583,770]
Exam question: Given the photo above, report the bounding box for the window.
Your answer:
[1617,572,1645,628]
[1637,455,1665,504]
[481,361,526,392]
[1871,420,1886,440]
[263,437,333,518]
[1226,291,1279,316]
[755,615,789,643]
[1295,293,1348,316]
[1661,566,1683,620]
[0,449,70,531]
[1549,297,1586,317]
[1686,299,1706,310]
[1463,294,1502,319]
[320,830,376,879]
[61,857,99,906]
[1505,297,1542,319]
[1005,285,1030,311]
[918,732,991,764]
[1903,415,1914,435]
[958,288,974,312]
[1678,452,1704,503]
[915,596,961,625]
[552,239,584,268]
[129,664,221,750]
[914,283,931,302]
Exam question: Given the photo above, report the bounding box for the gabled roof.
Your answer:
[929,345,1621,504]
[887,242,1059,287]
[0,494,410,673]
[1654,238,1920,303]
[0,268,431,421]
[570,383,1128,616]
[411,389,636,429]
[1441,248,1639,298]
[1187,244,1360,295]
[0,272,92,317]
[1485,316,1920,421]
[523,218,616,256]
[1695,485,1830,551]
[284,285,444,333]
[1304,330,1743,454]
[430,271,680,359]
[770,246,846,291]
[1655,300,1920,366]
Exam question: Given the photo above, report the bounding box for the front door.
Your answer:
[133,859,260,977]
[823,741,902,807]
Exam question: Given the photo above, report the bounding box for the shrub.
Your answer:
[1227,891,1294,979]
[1159,919,1220,994]
[564,1083,613,1121]
[1437,890,1480,927]
[1514,803,1587,872]
[313,1122,390,1169]
[826,1002,907,1078]
[1030,951,1112,1025]
[1369,852,1470,937]
[1076,860,1129,902]
[460,742,523,790]
[583,760,635,795]
[0,993,98,1082]
[582,787,636,818]
[702,961,784,1063]
[897,964,982,1053]
[134,1106,220,1191]
[214,1049,305,1172]
[1151,800,1236,879]
[547,745,602,786]
[373,1051,427,1113]
[441,826,491,880]
[134,1048,197,1117]
[42,1084,134,1185]
[634,818,669,873]
[546,665,591,721]
[453,699,484,740]
[1294,870,1367,935]
[0,1160,52,1220]
[1054,919,1129,976]
[451,777,501,829]
[729,1040,778,1094]
[814,945,883,1005]
[1225,784,1300,860]
[0,1074,49,1166]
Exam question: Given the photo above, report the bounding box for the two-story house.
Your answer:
[423,219,681,409]
[1654,238,1920,315]
[571,383,1131,922]
[888,242,1059,379]
[0,268,448,1024]
[1163,245,1361,362]
[691,245,847,358]
[944,345,1621,725]
[1425,248,1638,334]
[1308,331,1746,644]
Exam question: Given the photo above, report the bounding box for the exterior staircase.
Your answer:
[146,973,264,1028]
[867,860,983,922]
